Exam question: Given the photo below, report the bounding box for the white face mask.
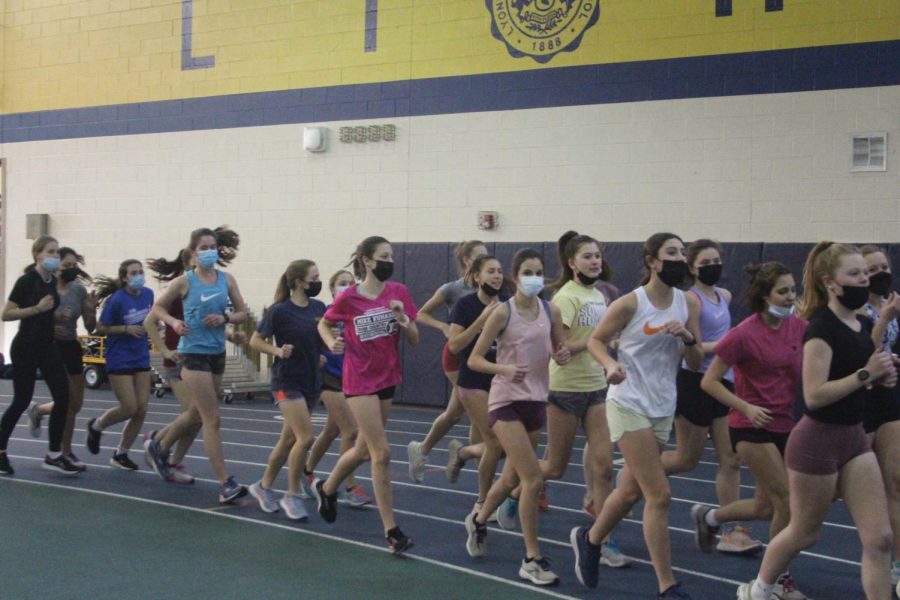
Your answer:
[767,302,795,320]
[519,275,544,298]
[334,285,350,296]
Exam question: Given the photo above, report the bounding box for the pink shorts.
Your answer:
[784,415,872,476]
[442,342,460,373]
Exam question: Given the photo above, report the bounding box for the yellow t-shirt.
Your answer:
[549,280,608,392]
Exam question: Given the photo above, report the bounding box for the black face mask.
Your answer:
[836,284,870,310]
[576,270,602,285]
[305,281,322,298]
[480,282,501,297]
[60,268,80,283]
[696,263,723,286]
[658,260,688,287]
[868,271,893,297]
[372,260,394,282]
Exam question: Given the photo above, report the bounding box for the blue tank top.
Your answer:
[683,287,733,380]
[178,270,229,355]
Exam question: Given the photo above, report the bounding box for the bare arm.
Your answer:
[802,338,894,411]
[249,330,290,359]
[447,299,501,355]
[587,292,636,383]
[701,356,772,428]
[143,312,176,360]
[150,276,188,330]
[2,295,55,322]
[548,303,571,365]
[468,304,513,377]
[81,291,98,334]
[317,317,344,354]
[224,273,248,325]
[415,289,450,336]
[680,293,705,371]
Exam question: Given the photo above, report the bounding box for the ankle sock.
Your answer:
[705,509,720,528]
[751,578,773,600]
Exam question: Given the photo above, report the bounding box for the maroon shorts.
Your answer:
[441,342,460,373]
[488,401,547,433]
[784,415,872,476]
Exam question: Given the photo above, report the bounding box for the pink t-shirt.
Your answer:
[323,281,418,397]
[714,312,806,433]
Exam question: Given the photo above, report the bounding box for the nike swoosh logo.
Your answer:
[200,292,222,302]
[643,322,666,335]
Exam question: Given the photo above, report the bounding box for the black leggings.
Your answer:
[0,337,70,453]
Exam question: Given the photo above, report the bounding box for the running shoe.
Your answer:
[518,557,559,586]
[385,526,413,555]
[298,472,314,500]
[219,476,248,504]
[658,582,692,599]
[167,463,195,484]
[0,453,12,475]
[690,503,719,553]
[110,452,139,471]
[717,525,763,555]
[43,453,81,475]
[891,560,899,587]
[249,481,279,513]
[600,539,629,568]
[66,452,87,471]
[570,526,600,588]
[407,440,427,483]
[26,404,42,438]
[312,478,337,523]
[143,437,170,480]
[279,493,309,521]
[772,573,808,600]
[339,484,372,508]
[464,512,487,558]
[736,581,756,600]
[446,439,464,483]
[537,482,549,512]
[496,496,518,531]
[85,418,101,455]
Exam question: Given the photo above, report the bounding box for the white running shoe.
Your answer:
[407,440,427,482]
[772,573,808,600]
[518,557,559,586]
[496,497,518,531]
[279,493,309,521]
[446,439,464,483]
[717,525,763,555]
[249,481,279,513]
[464,512,487,558]
[600,539,629,568]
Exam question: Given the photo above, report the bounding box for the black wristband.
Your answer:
[683,336,697,346]
[223,310,230,324]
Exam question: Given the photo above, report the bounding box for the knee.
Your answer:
[120,405,137,419]
[753,500,775,522]
[863,531,893,556]
[519,476,543,497]
[719,454,741,474]
[594,462,615,485]
[643,487,672,510]
[298,435,314,453]
[544,462,566,480]
[371,446,391,467]
[204,414,221,430]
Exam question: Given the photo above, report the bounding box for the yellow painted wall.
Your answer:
[1,0,898,112]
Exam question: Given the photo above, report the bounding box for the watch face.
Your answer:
[858,369,870,381]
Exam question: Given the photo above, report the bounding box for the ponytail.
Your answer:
[548,230,600,292]
[274,260,315,304]
[798,241,859,320]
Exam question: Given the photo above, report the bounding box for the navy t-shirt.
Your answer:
[257,298,326,400]
[450,294,506,391]
[100,287,153,371]
[8,269,59,346]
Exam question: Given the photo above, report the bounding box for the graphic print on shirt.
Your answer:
[124,305,151,326]
[353,306,398,342]
[643,321,667,335]
[575,301,605,328]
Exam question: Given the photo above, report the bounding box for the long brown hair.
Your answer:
[640,232,683,285]
[453,240,486,277]
[147,225,240,281]
[274,260,316,303]
[798,241,860,320]
[742,262,792,314]
[94,259,142,303]
[348,236,390,280]
[549,230,600,292]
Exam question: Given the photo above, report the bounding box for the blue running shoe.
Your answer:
[249,481,279,513]
[219,476,247,504]
[658,582,691,599]
[143,436,170,481]
[497,497,518,531]
[570,526,600,589]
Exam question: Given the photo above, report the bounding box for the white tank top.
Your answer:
[608,286,688,418]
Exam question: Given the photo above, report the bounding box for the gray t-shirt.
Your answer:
[437,278,475,311]
[54,282,87,341]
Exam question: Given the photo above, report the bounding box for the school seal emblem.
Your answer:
[486,0,600,64]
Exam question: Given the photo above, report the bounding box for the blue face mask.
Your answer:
[198,249,219,269]
[519,275,544,297]
[128,274,145,290]
[41,257,60,272]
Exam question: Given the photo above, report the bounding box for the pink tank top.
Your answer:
[488,298,552,410]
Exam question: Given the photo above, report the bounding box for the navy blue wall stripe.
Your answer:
[2,40,898,144]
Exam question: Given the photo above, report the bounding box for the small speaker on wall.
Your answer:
[303,127,326,153]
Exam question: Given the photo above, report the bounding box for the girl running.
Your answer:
[738,242,895,600]
[571,232,703,599]
[28,247,97,471]
[697,262,808,599]
[312,236,419,554]
[408,240,487,482]
[463,248,571,586]
[248,260,325,521]
[145,227,249,503]
[300,269,371,507]
[660,239,752,554]
[85,260,153,470]
[0,236,78,475]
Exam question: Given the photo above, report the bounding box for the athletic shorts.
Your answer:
[274,389,319,412]
[488,400,547,432]
[108,367,152,376]
[55,339,84,376]
[863,388,900,433]
[676,369,730,427]
[548,388,607,419]
[729,427,790,456]
[347,386,395,401]
[785,416,872,476]
[606,398,673,446]
[165,364,182,382]
[442,342,460,373]
[320,369,342,393]
[181,352,226,376]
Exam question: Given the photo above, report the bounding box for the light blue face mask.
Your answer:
[766,302,795,320]
[128,274,145,290]
[519,275,545,298]
[41,256,60,272]
[198,249,219,269]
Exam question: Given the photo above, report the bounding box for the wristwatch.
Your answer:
[857,369,871,383]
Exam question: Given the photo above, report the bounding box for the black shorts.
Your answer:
[55,339,84,376]
[347,386,395,401]
[321,370,342,393]
[181,352,226,376]
[729,427,790,456]
[676,368,731,428]
[108,367,152,376]
[863,386,900,433]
